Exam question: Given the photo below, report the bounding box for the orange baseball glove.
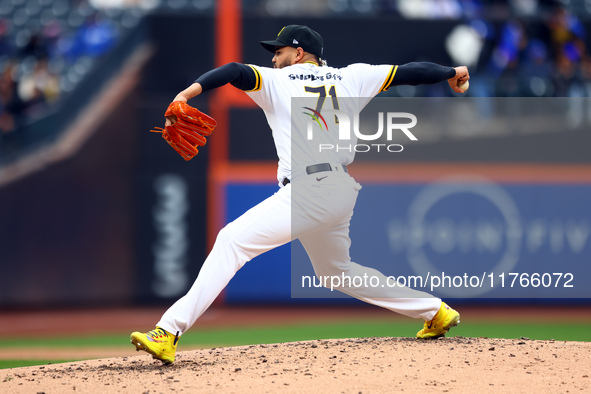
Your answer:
[150,101,217,160]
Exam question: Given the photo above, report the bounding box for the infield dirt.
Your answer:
[1,336,589,393]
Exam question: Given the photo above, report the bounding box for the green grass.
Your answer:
[0,360,76,370]
[1,319,588,370]
[180,321,591,346]
[453,321,591,342]
[1,320,589,349]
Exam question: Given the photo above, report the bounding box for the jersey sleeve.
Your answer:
[379,65,398,92]
[244,64,262,92]
[243,65,275,111]
[342,63,399,97]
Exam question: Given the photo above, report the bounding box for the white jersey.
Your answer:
[245,62,397,184]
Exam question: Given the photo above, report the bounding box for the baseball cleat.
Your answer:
[416,302,460,339]
[130,327,180,364]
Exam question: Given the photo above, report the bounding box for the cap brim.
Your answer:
[260,40,289,53]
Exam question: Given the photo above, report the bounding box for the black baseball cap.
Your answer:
[260,25,323,58]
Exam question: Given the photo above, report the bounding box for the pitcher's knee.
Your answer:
[214,223,259,263]
[215,224,234,245]
[312,262,352,280]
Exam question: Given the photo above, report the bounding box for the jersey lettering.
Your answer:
[289,73,343,82]
[304,85,340,124]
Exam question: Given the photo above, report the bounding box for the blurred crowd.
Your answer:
[466,6,591,97]
[0,0,118,135]
[1,0,591,135]
[258,0,591,98]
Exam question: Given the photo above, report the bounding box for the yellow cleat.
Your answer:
[130,327,179,364]
[417,302,460,339]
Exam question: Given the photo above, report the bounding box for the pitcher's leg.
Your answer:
[299,225,441,321]
[158,187,292,334]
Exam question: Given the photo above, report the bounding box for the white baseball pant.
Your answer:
[157,171,441,334]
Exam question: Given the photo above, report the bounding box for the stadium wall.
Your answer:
[1,15,590,308]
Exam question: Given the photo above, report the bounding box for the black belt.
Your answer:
[282,163,347,186]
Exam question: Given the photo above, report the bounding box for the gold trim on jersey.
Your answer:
[245,65,262,92]
[380,65,398,92]
[304,61,319,66]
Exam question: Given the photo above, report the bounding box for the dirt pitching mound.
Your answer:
[1,337,589,393]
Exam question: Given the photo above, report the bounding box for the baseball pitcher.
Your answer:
[132,25,470,364]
